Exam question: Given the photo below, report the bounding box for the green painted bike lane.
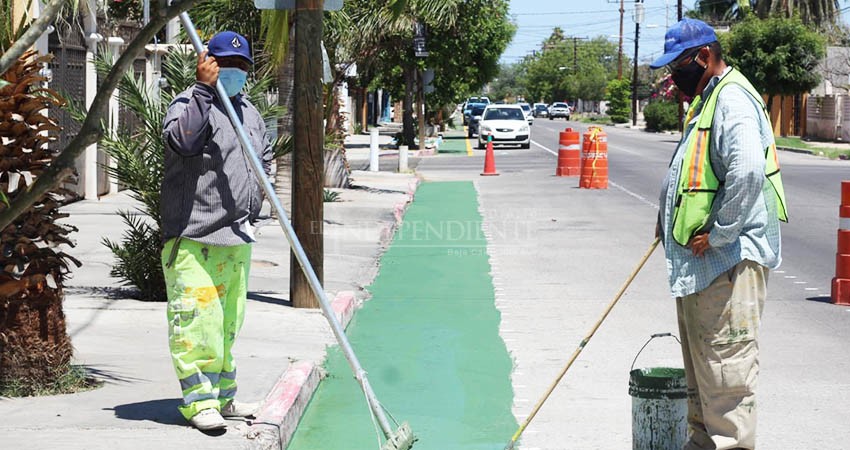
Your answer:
[288,181,516,450]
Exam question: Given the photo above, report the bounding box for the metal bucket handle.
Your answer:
[630,332,682,372]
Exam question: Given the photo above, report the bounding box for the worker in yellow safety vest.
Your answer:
[652,18,787,450]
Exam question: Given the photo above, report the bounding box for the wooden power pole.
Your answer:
[618,0,625,79]
[291,0,324,308]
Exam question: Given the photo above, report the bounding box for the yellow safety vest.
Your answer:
[672,68,788,246]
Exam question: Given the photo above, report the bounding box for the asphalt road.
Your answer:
[415,122,850,449]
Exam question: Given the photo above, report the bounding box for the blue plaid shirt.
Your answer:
[659,67,782,298]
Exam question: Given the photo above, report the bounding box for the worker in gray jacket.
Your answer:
[160,30,272,431]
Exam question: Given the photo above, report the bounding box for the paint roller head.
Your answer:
[380,422,416,450]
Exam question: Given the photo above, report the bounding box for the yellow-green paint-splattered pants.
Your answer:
[161,238,251,420]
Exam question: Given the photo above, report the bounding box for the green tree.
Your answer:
[520,32,621,105]
[490,63,525,102]
[721,15,826,111]
[605,78,631,123]
[423,0,514,111]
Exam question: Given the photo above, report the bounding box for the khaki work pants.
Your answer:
[676,260,768,450]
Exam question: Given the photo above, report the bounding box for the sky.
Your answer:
[501,0,850,67]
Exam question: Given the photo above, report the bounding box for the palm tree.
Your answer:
[0,48,80,395]
[754,0,841,28]
[695,0,842,29]
[694,0,751,24]
[345,0,461,146]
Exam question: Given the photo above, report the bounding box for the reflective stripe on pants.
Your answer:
[162,238,251,420]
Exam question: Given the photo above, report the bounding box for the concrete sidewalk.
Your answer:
[0,170,418,450]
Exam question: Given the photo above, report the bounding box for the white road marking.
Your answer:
[784,275,797,279]
[794,281,807,284]
[609,180,660,210]
[805,288,820,291]
[775,270,786,274]
[531,139,557,156]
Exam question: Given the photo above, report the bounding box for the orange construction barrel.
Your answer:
[556,128,581,177]
[579,126,608,189]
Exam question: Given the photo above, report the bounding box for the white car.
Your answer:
[519,103,534,124]
[548,102,571,120]
[477,104,531,149]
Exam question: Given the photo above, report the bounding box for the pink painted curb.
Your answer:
[331,290,356,329]
[247,360,322,450]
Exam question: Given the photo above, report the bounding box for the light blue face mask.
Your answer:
[218,67,248,97]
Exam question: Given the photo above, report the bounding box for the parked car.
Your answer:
[463,102,486,125]
[548,102,571,120]
[533,103,549,118]
[519,102,534,124]
[477,104,530,149]
[467,104,487,137]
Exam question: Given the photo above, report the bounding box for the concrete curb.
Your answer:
[776,145,814,155]
[245,291,358,450]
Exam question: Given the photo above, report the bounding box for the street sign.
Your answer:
[253,0,343,10]
[422,68,435,94]
[413,21,428,58]
[413,37,428,58]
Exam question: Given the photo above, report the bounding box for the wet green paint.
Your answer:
[437,132,472,154]
[629,367,687,400]
[288,181,517,450]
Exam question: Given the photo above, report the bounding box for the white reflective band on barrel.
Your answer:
[840,217,850,231]
[559,144,580,150]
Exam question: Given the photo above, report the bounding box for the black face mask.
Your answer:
[671,58,706,98]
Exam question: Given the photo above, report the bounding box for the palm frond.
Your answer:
[261,10,290,68]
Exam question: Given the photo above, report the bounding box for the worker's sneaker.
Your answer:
[189,409,227,431]
[221,400,259,418]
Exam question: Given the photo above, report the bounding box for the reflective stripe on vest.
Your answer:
[672,68,788,246]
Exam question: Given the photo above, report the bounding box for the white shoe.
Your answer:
[189,408,227,431]
[221,400,259,418]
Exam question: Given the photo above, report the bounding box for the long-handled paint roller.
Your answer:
[504,238,661,450]
[176,12,415,450]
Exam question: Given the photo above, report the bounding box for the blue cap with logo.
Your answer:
[208,31,253,65]
[649,18,717,69]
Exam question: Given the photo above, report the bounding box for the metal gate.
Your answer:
[48,24,87,196]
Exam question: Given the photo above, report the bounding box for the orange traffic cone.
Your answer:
[481,135,499,176]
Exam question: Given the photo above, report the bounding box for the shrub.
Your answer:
[643,100,679,131]
[605,78,631,124]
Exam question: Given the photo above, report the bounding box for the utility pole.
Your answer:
[618,0,625,79]
[291,0,324,309]
[632,0,643,127]
[573,37,578,73]
[418,69,425,152]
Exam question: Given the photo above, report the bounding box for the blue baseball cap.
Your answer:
[649,18,717,69]
[208,31,253,65]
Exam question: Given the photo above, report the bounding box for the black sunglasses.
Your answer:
[665,47,703,73]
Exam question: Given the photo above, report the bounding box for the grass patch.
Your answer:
[577,114,615,125]
[775,136,850,159]
[0,365,102,397]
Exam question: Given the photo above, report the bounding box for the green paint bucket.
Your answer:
[628,334,687,450]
